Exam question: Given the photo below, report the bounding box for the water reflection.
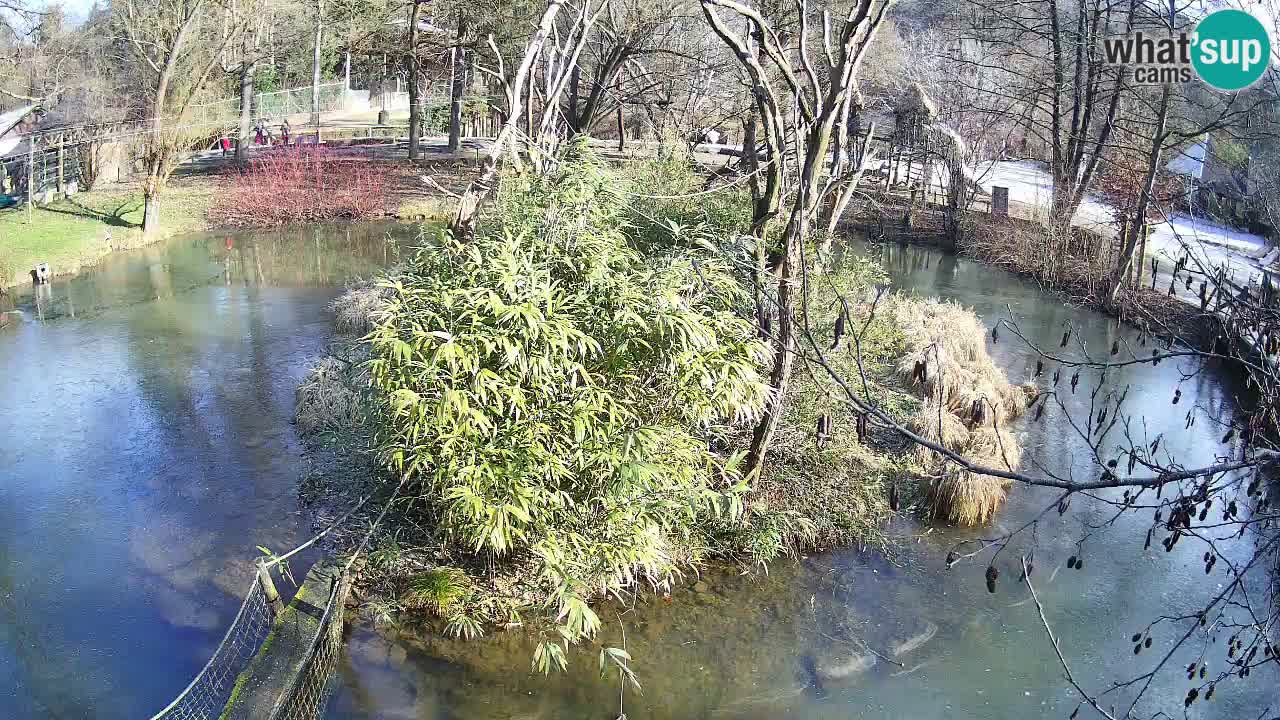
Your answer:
[0,222,417,719]
[327,239,1270,720]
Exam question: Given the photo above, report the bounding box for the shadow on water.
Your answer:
[326,237,1272,720]
[0,221,422,719]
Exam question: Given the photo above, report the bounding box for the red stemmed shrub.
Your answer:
[212,147,390,227]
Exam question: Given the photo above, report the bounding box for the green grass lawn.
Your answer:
[0,184,214,287]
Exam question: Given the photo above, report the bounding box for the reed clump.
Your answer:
[331,281,392,336]
[889,297,1030,525]
[294,356,369,433]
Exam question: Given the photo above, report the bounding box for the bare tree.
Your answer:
[117,0,239,234]
[447,10,470,151]
[946,0,1129,229]
[406,0,426,158]
[450,0,584,237]
[311,0,325,137]
[0,0,71,106]
[700,0,896,478]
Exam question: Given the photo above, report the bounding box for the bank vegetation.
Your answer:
[296,149,1028,668]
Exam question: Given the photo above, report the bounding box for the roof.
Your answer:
[0,104,36,138]
[1166,136,1206,179]
[0,105,36,158]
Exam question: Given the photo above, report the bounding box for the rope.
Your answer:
[266,476,409,720]
[262,492,373,569]
[340,477,408,575]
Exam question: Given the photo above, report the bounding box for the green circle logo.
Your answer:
[1192,9,1271,91]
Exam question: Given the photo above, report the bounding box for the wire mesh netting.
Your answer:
[267,575,352,720]
[254,84,348,123]
[149,579,274,720]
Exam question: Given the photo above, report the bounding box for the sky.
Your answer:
[37,0,96,24]
[28,0,1280,49]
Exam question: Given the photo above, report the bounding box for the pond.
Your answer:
[0,222,416,719]
[325,239,1272,720]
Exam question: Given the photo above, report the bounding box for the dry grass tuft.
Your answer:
[891,296,1027,525]
[891,297,1030,424]
[925,471,1009,526]
[295,357,367,433]
[331,282,390,336]
[961,215,1117,302]
[907,401,971,465]
[966,426,1024,470]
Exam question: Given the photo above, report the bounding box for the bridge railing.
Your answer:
[146,578,274,720]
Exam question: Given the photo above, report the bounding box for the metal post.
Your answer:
[56,136,65,193]
[257,558,283,615]
[26,144,34,224]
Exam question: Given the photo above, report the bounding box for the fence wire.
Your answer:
[146,482,391,720]
[254,84,348,123]
[267,575,352,720]
[149,579,274,720]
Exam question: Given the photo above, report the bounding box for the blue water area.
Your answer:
[0,222,418,718]
[325,238,1273,720]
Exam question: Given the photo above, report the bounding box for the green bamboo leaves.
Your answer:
[367,157,770,662]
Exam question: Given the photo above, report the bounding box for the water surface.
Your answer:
[326,240,1271,720]
[0,222,413,719]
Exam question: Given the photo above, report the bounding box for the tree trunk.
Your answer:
[819,98,869,239]
[447,12,468,152]
[944,151,969,250]
[142,174,162,236]
[616,104,624,152]
[745,119,838,479]
[745,225,798,476]
[451,0,566,238]
[311,0,324,140]
[407,0,423,160]
[567,64,580,131]
[1108,81,1171,304]
[237,54,256,163]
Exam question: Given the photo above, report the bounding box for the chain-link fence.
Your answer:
[253,84,349,123]
[148,579,274,720]
[146,555,349,720]
[0,82,360,209]
[145,487,386,720]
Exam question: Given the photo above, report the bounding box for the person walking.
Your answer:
[280,119,291,146]
[254,120,265,146]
